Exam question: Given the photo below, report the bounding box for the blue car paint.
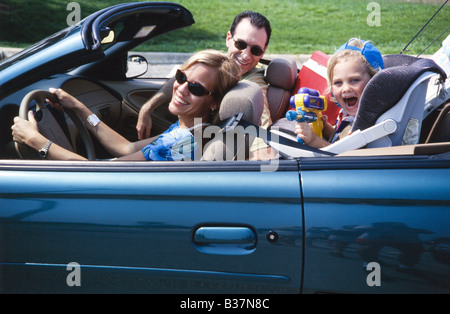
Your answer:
[0,1,449,294]
[301,161,450,293]
[1,156,449,293]
[0,161,303,293]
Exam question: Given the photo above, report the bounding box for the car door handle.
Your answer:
[193,226,256,255]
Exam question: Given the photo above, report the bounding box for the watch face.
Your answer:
[88,114,100,126]
[39,140,51,158]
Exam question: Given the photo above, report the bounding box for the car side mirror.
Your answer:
[126,55,148,78]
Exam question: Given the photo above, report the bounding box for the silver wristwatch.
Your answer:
[39,140,53,158]
[87,114,101,127]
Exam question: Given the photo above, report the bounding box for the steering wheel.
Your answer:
[15,89,96,160]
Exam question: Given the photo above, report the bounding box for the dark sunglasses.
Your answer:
[175,69,213,97]
[233,37,264,56]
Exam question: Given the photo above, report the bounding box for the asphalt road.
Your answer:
[136,52,310,78]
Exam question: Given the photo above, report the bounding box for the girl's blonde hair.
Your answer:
[180,49,241,102]
[327,38,379,92]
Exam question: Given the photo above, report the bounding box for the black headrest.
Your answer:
[383,54,422,68]
[352,57,446,132]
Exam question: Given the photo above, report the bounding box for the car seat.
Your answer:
[201,57,300,161]
[271,55,447,157]
[325,56,447,153]
[201,80,264,161]
[265,56,298,122]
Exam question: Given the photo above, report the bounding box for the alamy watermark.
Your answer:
[66,2,81,26]
[367,2,381,27]
[366,262,381,287]
[66,262,81,287]
[64,260,381,288]
[66,2,381,27]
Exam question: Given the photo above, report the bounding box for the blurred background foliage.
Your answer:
[0,0,448,55]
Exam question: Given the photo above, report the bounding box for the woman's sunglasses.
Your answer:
[233,37,264,57]
[175,69,213,97]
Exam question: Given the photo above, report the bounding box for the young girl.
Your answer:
[11,49,241,161]
[295,38,384,148]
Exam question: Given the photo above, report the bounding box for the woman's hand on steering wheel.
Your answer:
[48,88,83,113]
[11,111,41,147]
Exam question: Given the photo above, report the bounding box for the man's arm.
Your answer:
[241,66,272,127]
[136,76,175,139]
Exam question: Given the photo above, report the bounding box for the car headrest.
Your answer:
[265,57,298,122]
[218,80,264,126]
[383,54,422,68]
[265,57,298,90]
[352,58,447,132]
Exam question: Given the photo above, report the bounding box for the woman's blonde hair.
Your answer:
[180,49,241,102]
[327,38,379,92]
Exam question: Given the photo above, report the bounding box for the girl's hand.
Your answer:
[294,121,330,148]
[321,115,334,140]
[294,121,317,145]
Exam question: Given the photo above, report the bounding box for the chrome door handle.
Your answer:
[193,226,256,255]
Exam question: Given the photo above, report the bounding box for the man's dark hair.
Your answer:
[229,11,272,47]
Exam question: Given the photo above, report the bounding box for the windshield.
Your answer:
[0,25,81,72]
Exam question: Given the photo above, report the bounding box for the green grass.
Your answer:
[0,0,448,55]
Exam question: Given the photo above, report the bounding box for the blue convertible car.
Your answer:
[0,2,449,294]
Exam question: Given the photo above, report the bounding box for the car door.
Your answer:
[300,154,450,294]
[0,159,303,293]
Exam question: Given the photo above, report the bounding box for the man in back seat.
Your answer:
[136,11,275,160]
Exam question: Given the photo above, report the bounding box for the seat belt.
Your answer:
[216,113,336,157]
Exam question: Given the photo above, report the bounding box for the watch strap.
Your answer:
[39,140,53,158]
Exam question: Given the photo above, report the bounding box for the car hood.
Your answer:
[0,1,194,99]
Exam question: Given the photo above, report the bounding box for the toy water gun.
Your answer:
[285,87,327,144]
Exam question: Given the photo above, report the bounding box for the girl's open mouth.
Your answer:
[344,97,358,108]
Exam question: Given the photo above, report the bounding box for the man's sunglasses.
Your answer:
[233,37,264,56]
[175,69,213,97]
